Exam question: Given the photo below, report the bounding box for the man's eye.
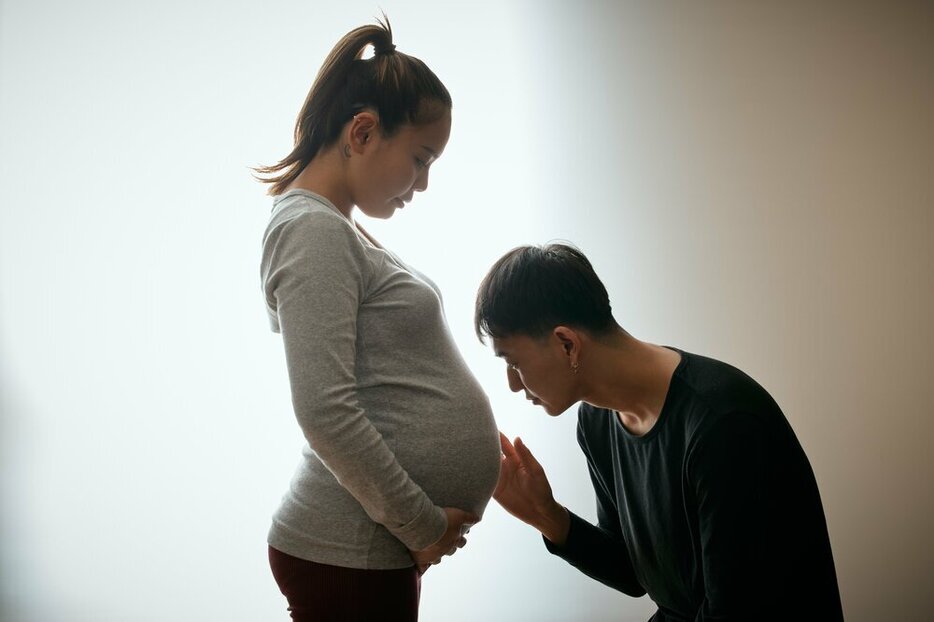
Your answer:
[414,157,427,169]
[507,363,519,371]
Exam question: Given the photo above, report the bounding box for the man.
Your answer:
[475,243,843,621]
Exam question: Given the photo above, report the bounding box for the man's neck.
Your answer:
[580,333,681,437]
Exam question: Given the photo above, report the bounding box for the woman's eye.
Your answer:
[507,362,519,371]
[414,157,427,170]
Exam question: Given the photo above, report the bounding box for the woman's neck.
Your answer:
[285,148,354,217]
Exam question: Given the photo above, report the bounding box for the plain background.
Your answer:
[1,1,932,620]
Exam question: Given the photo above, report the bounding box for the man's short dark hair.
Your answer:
[474,243,616,343]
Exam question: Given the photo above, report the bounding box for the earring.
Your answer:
[343,144,351,158]
[571,361,580,374]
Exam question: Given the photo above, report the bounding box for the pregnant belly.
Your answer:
[392,407,502,517]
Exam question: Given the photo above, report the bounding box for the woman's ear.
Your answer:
[348,111,379,154]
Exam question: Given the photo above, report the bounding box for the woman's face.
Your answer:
[353,110,452,219]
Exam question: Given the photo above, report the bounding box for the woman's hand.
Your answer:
[409,507,478,573]
[494,432,570,546]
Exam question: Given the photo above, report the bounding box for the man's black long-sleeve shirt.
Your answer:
[545,349,843,621]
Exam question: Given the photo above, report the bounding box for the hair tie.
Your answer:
[376,42,396,55]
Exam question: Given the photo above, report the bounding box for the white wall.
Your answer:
[1,1,931,621]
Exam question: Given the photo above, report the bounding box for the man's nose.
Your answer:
[414,167,429,193]
[506,367,523,393]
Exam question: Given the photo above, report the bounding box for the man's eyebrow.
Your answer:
[493,349,506,359]
[420,145,439,158]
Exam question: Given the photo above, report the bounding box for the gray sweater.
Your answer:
[261,189,501,569]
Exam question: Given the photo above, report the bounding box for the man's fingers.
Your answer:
[499,431,521,462]
[514,437,544,472]
[498,452,518,483]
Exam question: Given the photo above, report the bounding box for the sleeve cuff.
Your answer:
[389,500,447,551]
[542,510,584,558]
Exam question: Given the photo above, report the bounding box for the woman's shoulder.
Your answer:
[264,192,365,251]
[269,189,350,229]
[261,192,383,288]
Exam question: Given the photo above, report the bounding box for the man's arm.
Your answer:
[494,433,645,596]
[689,412,773,620]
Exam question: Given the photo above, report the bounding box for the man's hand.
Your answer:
[494,432,571,546]
[409,507,477,573]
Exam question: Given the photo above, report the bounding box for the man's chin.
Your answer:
[540,401,574,417]
[539,403,559,417]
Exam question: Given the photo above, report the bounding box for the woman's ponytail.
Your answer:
[254,16,451,196]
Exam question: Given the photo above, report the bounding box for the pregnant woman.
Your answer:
[254,17,501,621]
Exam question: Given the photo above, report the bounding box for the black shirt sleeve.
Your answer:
[688,410,775,620]
[542,420,646,597]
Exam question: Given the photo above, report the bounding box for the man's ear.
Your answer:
[553,326,581,361]
[348,111,379,155]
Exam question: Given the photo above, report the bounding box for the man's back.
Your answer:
[570,348,843,620]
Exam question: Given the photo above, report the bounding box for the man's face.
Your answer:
[492,333,578,417]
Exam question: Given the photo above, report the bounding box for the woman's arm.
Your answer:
[263,210,447,551]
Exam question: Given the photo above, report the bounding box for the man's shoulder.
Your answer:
[674,350,779,417]
[672,351,793,458]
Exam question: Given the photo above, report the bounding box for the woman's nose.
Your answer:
[506,367,523,393]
